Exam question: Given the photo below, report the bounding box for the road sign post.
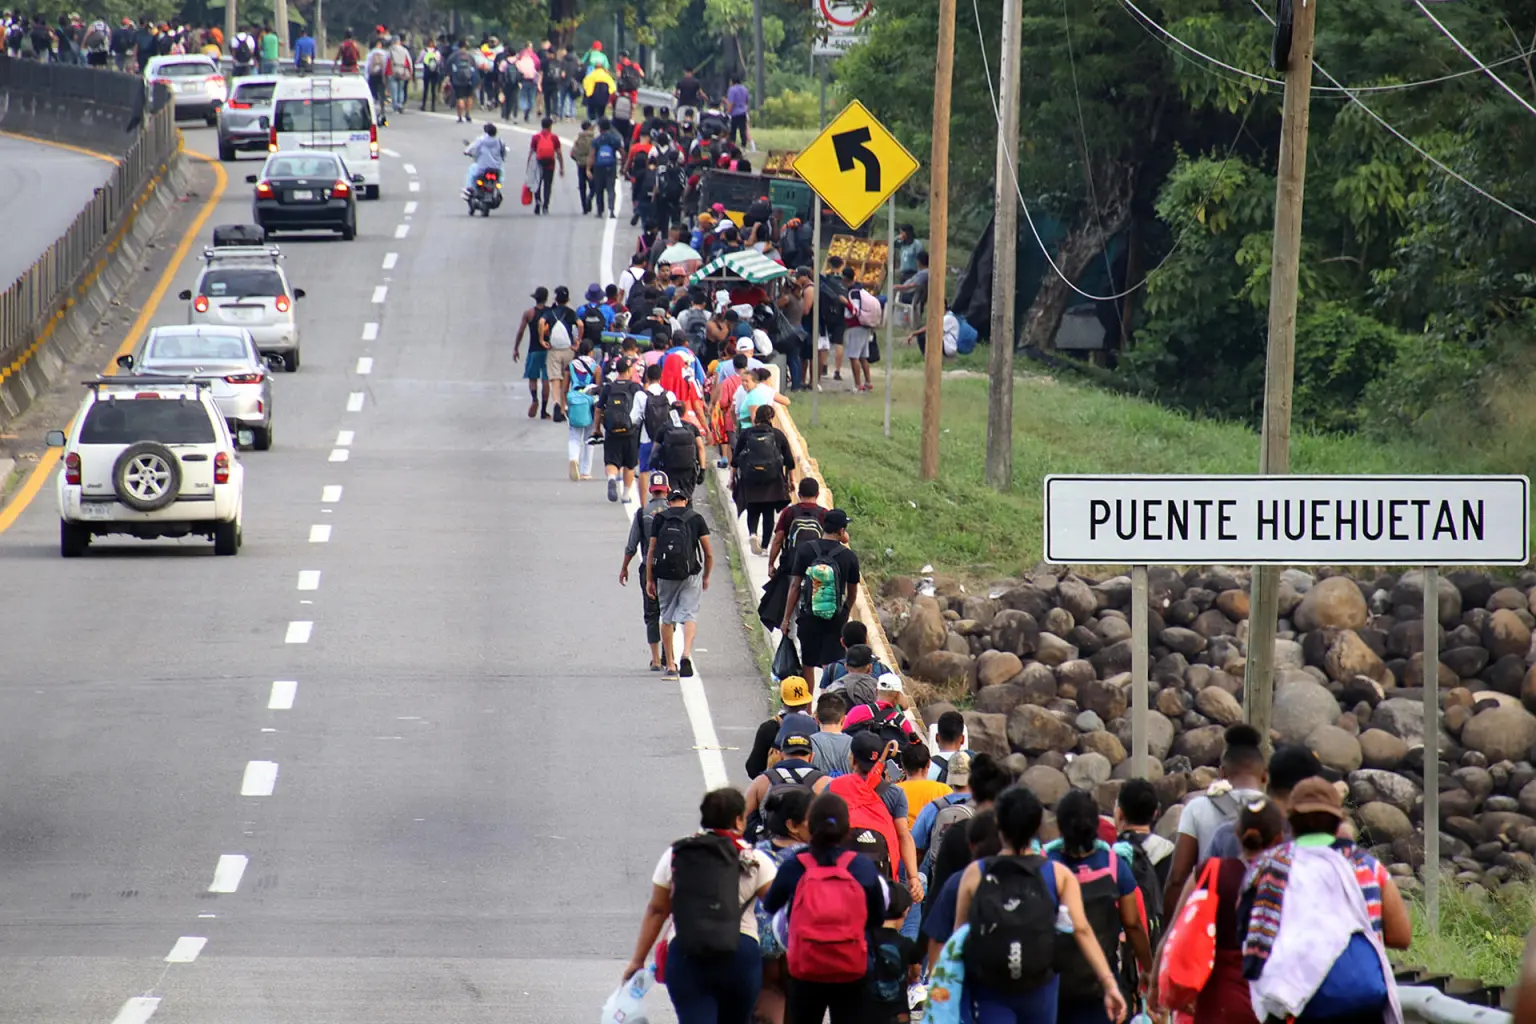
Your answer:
[884,197,896,438]
[1044,473,1529,864]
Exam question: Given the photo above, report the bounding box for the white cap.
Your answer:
[877,672,904,693]
[735,336,755,354]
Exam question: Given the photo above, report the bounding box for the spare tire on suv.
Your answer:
[112,442,182,511]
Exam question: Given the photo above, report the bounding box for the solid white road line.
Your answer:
[111,997,161,1024]
[347,392,365,412]
[165,937,207,963]
[268,680,297,710]
[403,162,416,175]
[371,285,388,303]
[241,760,278,796]
[409,180,420,192]
[209,854,248,893]
[284,621,313,644]
[404,200,418,215]
[356,356,374,374]
[601,205,620,287]
[382,252,398,270]
[321,485,343,503]
[329,448,350,462]
[382,147,401,158]
[361,323,379,341]
[297,571,320,591]
[309,524,332,543]
[336,430,355,447]
[394,224,409,239]
[679,667,730,790]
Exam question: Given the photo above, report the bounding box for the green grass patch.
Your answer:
[1399,880,1534,986]
[751,127,819,154]
[798,357,1465,586]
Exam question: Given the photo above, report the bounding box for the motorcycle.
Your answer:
[467,166,503,216]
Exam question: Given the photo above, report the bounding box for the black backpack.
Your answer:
[782,510,824,559]
[579,304,607,344]
[843,702,907,750]
[660,423,698,474]
[603,380,639,434]
[844,823,893,880]
[232,34,253,62]
[669,834,750,957]
[619,63,641,93]
[642,390,674,442]
[652,508,700,581]
[965,855,1060,993]
[1117,831,1165,996]
[747,761,825,843]
[1054,851,1127,1000]
[737,427,783,480]
[658,164,685,202]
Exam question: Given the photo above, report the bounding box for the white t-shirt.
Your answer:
[652,839,777,940]
[1177,784,1264,862]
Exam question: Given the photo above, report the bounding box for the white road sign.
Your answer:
[1043,475,1530,566]
[815,0,872,56]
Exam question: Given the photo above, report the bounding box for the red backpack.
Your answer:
[534,131,558,162]
[827,763,900,880]
[787,851,868,983]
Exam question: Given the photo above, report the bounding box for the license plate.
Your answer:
[78,502,115,520]
[292,189,314,201]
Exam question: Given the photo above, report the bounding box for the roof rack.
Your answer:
[202,244,282,264]
[85,374,209,390]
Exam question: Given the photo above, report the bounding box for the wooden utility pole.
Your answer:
[752,0,765,111]
[985,0,1022,491]
[1244,0,1317,746]
[920,0,956,480]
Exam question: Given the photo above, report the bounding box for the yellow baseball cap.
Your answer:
[779,676,812,708]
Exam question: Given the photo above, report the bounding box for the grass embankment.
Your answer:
[1403,882,1533,986]
[798,351,1459,588]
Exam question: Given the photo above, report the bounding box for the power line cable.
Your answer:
[1244,0,1536,227]
[970,0,1256,304]
[1412,0,1536,117]
[1061,0,1125,329]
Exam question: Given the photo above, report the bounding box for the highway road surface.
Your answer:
[0,133,118,290]
[0,111,768,1023]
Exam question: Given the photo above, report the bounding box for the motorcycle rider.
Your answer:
[463,122,507,200]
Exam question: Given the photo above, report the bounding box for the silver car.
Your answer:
[178,247,305,371]
[218,75,279,161]
[144,55,227,126]
[117,326,275,450]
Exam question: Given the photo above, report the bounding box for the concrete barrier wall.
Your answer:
[0,56,180,427]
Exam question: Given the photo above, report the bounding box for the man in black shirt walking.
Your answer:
[780,508,861,684]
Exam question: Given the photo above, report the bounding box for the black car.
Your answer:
[248,152,361,240]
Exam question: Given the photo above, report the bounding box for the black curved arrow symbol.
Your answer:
[832,126,881,193]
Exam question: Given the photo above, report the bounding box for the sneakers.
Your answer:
[552,406,566,423]
[833,372,842,380]
[607,476,620,502]
[568,459,579,481]
[679,657,694,678]
[749,537,764,556]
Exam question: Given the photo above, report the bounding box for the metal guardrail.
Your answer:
[1401,986,1513,1024]
[0,75,178,377]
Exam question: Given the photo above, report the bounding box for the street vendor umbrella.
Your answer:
[659,242,703,275]
[689,249,790,286]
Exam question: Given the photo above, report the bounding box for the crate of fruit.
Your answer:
[763,150,800,176]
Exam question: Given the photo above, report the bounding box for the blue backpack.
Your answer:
[566,358,597,427]
[1304,933,1389,1017]
[595,139,618,168]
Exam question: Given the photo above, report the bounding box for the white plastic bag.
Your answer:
[600,966,654,1024]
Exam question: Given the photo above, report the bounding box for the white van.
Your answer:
[269,76,381,199]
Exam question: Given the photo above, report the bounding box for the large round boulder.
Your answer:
[1021,764,1070,806]
[1484,608,1533,661]
[1307,724,1363,773]
[990,610,1040,659]
[1461,705,1536,763]
[1293,575,1369,632]
[1273,679,1342,745]
[962,711,1010,759]
[1171,724,1226,767]
[899,596,948,659]
[977,650,1025,689]
[1007,704,1078,755]
[1066,752,1113,790]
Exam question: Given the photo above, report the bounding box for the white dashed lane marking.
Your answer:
[111,997,161,1024]
[409,180,420,192]
[284,621,313,644]
[382,252,398,270]
[329,448,350,463]
[394,224,409,239]
[297,570,320,591]
[241,761,278,796]
[371,285,388,303]
[402,162,416,175]
[381,147,401,158]
[347,392,365,412]
[209,855,248,894]
[336,430,354,447]
[404,201,418,215]
[321,485,343,503]
[165,937,207,963]
[356,356,374,373]
[361,323,379,342]
[309,524,332,543]
[268,680,297,710]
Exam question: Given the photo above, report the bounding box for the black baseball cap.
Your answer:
[531,286,549,302]
[554,285,570,304]
[850,731,886,767]
[824,508,850,532]
[668,489,689,502]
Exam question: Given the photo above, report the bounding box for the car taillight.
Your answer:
[214,451,230,484]
[152,77,170,87]
[370,123,379,159]
[228,99,251,109]
[194,295,210,313]
[275,295,291,313]
[225,372,263,384]
[209,74,224,88]
[255,181,274,199]
[269,127,278,152]
[134,393,160,399]
[330,178,350,198]
[64,452,80,485]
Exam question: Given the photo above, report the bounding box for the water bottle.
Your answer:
[600,966,653,1024]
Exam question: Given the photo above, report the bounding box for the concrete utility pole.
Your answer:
[274,0,289,55]
[314,0,325,58]
[224,0,237,56]
[920,0,956,480]
[985,0,1022,491]
[1244,0,1318,745]
[752,0,765,110]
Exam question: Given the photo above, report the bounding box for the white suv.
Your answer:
[178,244,305,372]
[48,376,245,558]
